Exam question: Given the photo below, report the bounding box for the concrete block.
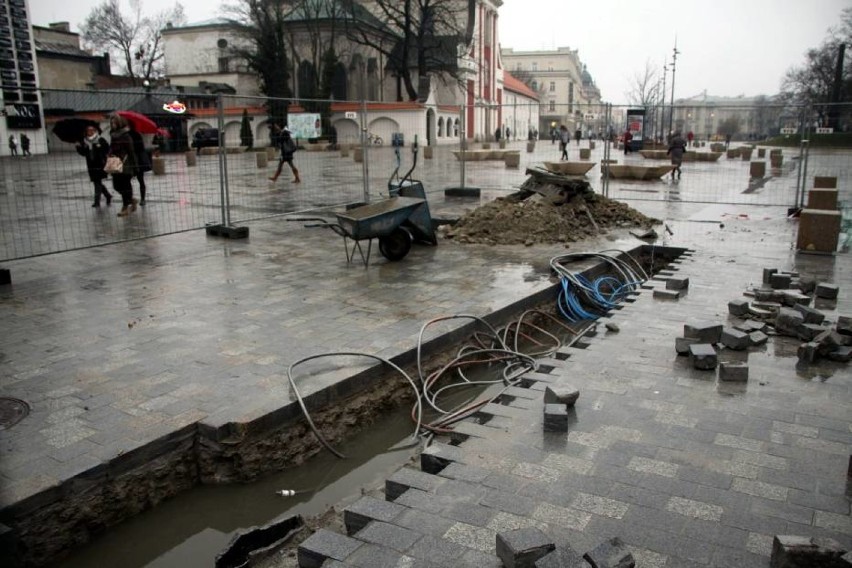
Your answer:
[797,342,819,363]
[423,146,433,159]
[526,142,536,153]
[729,299,750,316]
[781,290,811,307]
[797,209,841,253]
[185,151,197,167]
[755,288,783,302]
[152,156,166,175]
[796,323,829,342]
[837,316,852,336]
[758,148,766,158]
[749,331,769,346]
[343,497,405,535]
[828,347,852,362]
[579,148,591,160]
[750,161,766,178]
[793,305,825,325]
[769,273,792,290]
[385,467,444,501]
[535,546,587,568]
[543,404,569,432]
[675,337,699,355]
[298,529,362,568]
[544,385,580,407]
[815,283,839,299]
[807,188,839,210]
[719,362,749,382]
[776,308,806,337]
[798,276,817,294]
[814,330,844,355]
[496,527,555,568]
[763,268,778,284]
[584,537,636,568]
[684,321,723,343]
[771,154,783,168]
[689,343,718,370]
[813,176,837,188]
[721,327,750,350]
[770,535,846,568]
[653,289,680,300]
[504,152,521,168]
[754,301,783,315]
[666,277,689,290]
[353,148,363,163]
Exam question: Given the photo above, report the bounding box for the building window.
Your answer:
[218,57,230,73]
[549,82,555,92]
[548,66,553,71]
[549,100,555,112]
[531,80,537,91]
[532,62,537,71]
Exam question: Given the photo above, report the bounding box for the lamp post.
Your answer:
[668,41,680,138]
[659,64,667,143]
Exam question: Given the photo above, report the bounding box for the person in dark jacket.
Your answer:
[76,125,112,207]
[20,133,31,156]
[128,125,151,205]
[268,124,300,184]
[108,114,139,216]
[667,131,687,180]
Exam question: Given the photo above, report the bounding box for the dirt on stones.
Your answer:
[443,170,658,246]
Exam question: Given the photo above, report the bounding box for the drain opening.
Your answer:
[0,397,30,429]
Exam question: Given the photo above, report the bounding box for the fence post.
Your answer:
[360,98,370,204]
[800,110,812,209]
[603,103,611,198]
[205,93,248,238]
[443,104,479,196]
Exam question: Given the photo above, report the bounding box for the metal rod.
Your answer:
[801,110,811,208]
[668,42,680,138]
[216,93,227,226]
[360,98,370,203]
[794,110,806,209]
[460,104,466,189]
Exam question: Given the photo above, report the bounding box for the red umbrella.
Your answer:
[115,110,159,134]
[155,127,172,139]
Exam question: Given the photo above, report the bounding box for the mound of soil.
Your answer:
[443,169,659,246]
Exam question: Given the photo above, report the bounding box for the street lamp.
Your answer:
[668,41,680,137]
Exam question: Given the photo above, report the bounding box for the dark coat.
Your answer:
[109,128,138,177]
[128,129,151,173]
[76,136,110,182]
[667,135,687,165]
[278,134,297,161]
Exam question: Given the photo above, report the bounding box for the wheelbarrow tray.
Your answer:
[336,196,426,241]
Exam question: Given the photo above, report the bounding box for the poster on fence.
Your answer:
[287,113,321,140]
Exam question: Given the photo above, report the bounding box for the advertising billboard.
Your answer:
[287,113,322,140]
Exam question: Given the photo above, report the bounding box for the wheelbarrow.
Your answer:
[300,196,435,267]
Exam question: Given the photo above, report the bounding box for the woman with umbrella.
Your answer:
[107,113,139,216]
[76,125,112,207]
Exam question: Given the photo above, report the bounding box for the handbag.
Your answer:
[104,155,125,175]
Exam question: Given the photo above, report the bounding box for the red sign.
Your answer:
[163,100,186,114]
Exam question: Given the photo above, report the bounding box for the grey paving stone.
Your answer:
[346,543,411,568]
[583,536,636,568]
[543,385,580,407]
[796,323,829,342]
[770,535,847,568]
[776,308,806,337]
[721,327,750,350]
[298,529,362,568]
[480,489,537,517]
[543,404,569,432]
[393,508,456,538]
[495,526,555,568]
[355,521,422,552]
[343,496,406,535]
[406,534,470,568]
[719,361,749,382]
[729,299,751,316]
[815,282,839,299]
[534,545,587,568]
[837,315,852,336]
[665,277,689,291]
[684,321,723,343]
[793,304,826,325]
[689,343,717,370]
[769,273,792,289]
[749,330,769,346]
[386,467,445,501]
[674,336,699,355]
[437,462,490,484]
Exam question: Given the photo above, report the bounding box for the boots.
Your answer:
[292,167,301,183]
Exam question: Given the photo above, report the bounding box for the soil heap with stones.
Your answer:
[443,168,659,246]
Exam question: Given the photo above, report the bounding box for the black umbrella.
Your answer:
[52,118,101,144]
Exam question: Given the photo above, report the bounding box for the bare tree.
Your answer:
[625,59,661,106]
[80,0,185,80]
[342,0,470,101]
[287,0,348,100]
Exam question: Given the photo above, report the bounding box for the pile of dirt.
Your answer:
[443,169,659,246]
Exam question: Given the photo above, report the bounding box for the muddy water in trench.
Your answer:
[54,408,421,568]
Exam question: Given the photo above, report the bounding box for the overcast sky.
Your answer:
[32,0,849,102]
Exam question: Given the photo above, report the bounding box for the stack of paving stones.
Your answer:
[297,250,852,568]
[651,268,690,301]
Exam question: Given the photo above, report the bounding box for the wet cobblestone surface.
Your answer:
[0,151,850,565]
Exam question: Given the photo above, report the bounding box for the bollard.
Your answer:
[340,145,350,157]
[481,143,491,150]
[256,151,268,168]
[498,139,507,149]
[152,156,166,175]
[770,155,783,168]
[758,148,766,158]
[526,141,535,153]
[750,161,766,178]
[185,151,197,167]
[423,146,433,159]
[266,147,276,161]
[814,176,837,188]
[589,141,596,150]
[579,148,591,160]
[740,149,753,161]
[504,152,520,168]
[353,147,363,163]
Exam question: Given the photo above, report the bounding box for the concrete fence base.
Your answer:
[750,161,766,178]
[424,146,434,159]
[185,151,197,167]
[256,152,268,168]
[152,157,166,175]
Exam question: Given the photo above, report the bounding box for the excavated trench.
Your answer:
[7,245,686,568]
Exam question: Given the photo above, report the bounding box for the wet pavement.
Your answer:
[0,146,851,566]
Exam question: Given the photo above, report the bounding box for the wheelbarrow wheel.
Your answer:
[379,227,412,261]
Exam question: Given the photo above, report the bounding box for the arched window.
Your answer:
[531,80,538,91]
[437,117,444,137]
[454,118,459,137]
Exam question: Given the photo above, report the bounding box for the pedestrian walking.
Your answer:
[623,130,633,155]
[505,126,510,140]
[686,131,694,147]
[107,114,139,217]
[76,125,112,208]
[574,128,582,145]
[494,127,501,141]
[20,133,30,156]
[667,131,687,180]
[559,125,570,160]
[8,134,17,156]
[551,128,557,144]
[128,125,151,205]
[269,124,300,184]
[724,133,731,149]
